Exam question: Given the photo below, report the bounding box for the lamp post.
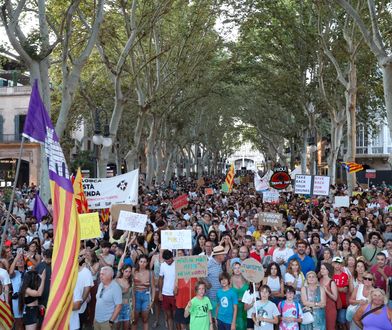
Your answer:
[92,108,112,177]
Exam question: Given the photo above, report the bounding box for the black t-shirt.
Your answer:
[35,261,51,307]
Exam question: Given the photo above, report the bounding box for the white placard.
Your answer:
[334,196,350,208]
[313,175,330,196]
[294,175,312,194]
[262,191,280,203]
[117,210,147,233]
[83,169,139,209]
[161,230,192,250]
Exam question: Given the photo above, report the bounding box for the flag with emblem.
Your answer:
[73,168,90,214]
[341,162,364,173]
[23,80,80,329]
[225,164,235,191]
[0,300,13,330]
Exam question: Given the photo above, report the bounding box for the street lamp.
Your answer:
[93,108,112,147]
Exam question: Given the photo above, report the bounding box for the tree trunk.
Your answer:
[145,115,160,187]
[164,148,175,184]
[382,63,392,167]
[185,147,192,178]
[125,109,146,171]
[328,115,344,185]
[301,130,308,175]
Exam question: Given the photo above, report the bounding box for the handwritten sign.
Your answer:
[161,230,192,249]
[334,196,350,208]
[313,175,330,196]
[294,175,312,195]
[258,212,283,227]
[204,188,214,196]
[111,204,134,222]
[241,258,264,283]
[175,256,208,279]
[172,194,188,210]
[79,212,101,240]
[117,211,148,233]
[262,191,280,204]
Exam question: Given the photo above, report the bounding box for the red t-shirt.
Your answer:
[333,272,349,308]
[250,251,262,263]
[370,264,392,291]
[175,278,197,308]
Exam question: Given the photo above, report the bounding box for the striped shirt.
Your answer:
[206,257,222,301]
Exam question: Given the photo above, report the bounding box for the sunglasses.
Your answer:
[363,277,373,281]
[99,288,105,298]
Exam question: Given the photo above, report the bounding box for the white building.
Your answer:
[226,141,265,171]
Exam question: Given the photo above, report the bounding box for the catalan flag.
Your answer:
[341,161,364,174]
[225,164,235,191]
[100,208,111,223]
[0,300,13,330]
[23,80,80,329]
[73,168,90,214]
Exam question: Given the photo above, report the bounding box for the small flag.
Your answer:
[225,164,235,191]
[32,192,49,222]
[0,300,13,330]
[100,208,110,223]
[221,182,229,193]
[73,168,89,214]
[341,162,364,173]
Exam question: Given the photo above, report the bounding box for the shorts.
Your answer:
[337,308,347,324]
[23,306,39,325]
[117,303,130,322]
[246,318,254,329]
[135,290,150,312]
[217,319,231,330]
[162,295,176,311]
[175,308,190,324]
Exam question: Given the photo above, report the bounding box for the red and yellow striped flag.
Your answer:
[225,164,235,191]
[22,80,80,329]
[0,300,13,330]
[100,208,110,223]
[341,161,364,173]
[73,168,90,214]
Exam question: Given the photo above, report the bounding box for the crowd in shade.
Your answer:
[0,175,392,330]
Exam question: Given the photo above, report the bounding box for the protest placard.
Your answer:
[294,175,312,195]
[196,177,205,187]
[161,230,192,249]
[334,196,350,208]
[110,204,134,222]
[262,191,280,204]
[175,256,208,279]
[313,175,330,196]
[258,212,283,227]
[117,211,148,233]
[240,258,264,283]
[204,188,214,196]
[172,194,188,210]
[79,212,101,240]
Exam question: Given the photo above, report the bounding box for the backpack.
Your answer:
[279,300,299,318]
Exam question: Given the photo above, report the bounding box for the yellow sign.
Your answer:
[79,212,101,240]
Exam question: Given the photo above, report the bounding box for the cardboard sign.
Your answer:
[313,175,330,196]
[258,212,283,227]
[262,191,280,204]
[117,211,148,233]
[161,230,192,249]
[196,177,205,187]
[172,194,188,210]
[79,212,101,240]
[294,175,312,195]
[334,196,350,208]
[204,188,214,196]
[240,258,264,283]
[175,255,208,279]
[110,204,134,222]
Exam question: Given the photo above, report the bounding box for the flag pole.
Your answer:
[0,136,25,253]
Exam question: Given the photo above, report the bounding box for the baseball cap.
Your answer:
[332,256,343,263]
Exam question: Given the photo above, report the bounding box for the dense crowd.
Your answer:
[0,175,392,330]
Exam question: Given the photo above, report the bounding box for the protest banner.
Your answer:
[161,230,192,249]
[240,258,264,283]
[262,191,280,204]
[313,175,330,196]
[334,196,350,208]
[204,188,214,196]
[172,194,188,210]
[117,211,148,233]
[258,212,283,227]
[175,256,208,279]
[196,177,205,187]
[83,169,139,209]
[111,204,134,222]
[79,212,101,240]
[294,175,330,196]
[294,175,312,195]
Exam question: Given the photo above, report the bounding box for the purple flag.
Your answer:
[23,80,73,192]
[32,192,49,223]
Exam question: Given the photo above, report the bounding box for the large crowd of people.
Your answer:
[0,175,392,330]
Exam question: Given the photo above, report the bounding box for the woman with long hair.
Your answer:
[148,231,161,257]
[24,241,41,269]
[132,254,154,330]
[320,262,338,330]
[192,235,207,255]
[350,241,363,259]
[349,259,367,293]
[262,262,284,305]
[83,248,100,328]
[115,265,133,330]
[18,269,46,330]
[340,239,352,260]
[208,230,219,246]
[150,236,162,328]
[301,271,326,330]
[344,255,357,279]
[241,281,261,330]
[284,259,305,303]
[231,262,249,330]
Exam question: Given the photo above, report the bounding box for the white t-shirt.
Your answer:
[284,273,304,293]
[77,267,94,314]
[159,262,176,296]
[70,274,84,330]
[253,300,280,330]
[273,248,294,264]
[0,268,11,286]
[241,289,260,319]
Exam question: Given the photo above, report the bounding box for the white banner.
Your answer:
[262,191,280,203]
[83,169,139,209]
[161,230,192,250]
[294,175,312,195]
[117,210,147,233]
[313,175,330,196]
[334,196,350,208]
[254,171,271,192]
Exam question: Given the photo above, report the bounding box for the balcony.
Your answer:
[0,86,32,95]
[0,134,22,142]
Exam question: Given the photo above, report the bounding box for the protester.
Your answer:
[278,285,303,330]
[159,250,176,330]
[252,284,279,330]
[215,272,237,330]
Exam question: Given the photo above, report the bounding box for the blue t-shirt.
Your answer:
[216,288,238,324]
[287,254,315,276]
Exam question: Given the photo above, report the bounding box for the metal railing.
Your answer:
[0,86,32,95]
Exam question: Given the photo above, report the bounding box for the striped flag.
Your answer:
[23,80,80,329]
[0,300,13,330]
[100,208,111,223]
[225,164,235,191]
[341,161,364,173]
[73,168,90,214]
